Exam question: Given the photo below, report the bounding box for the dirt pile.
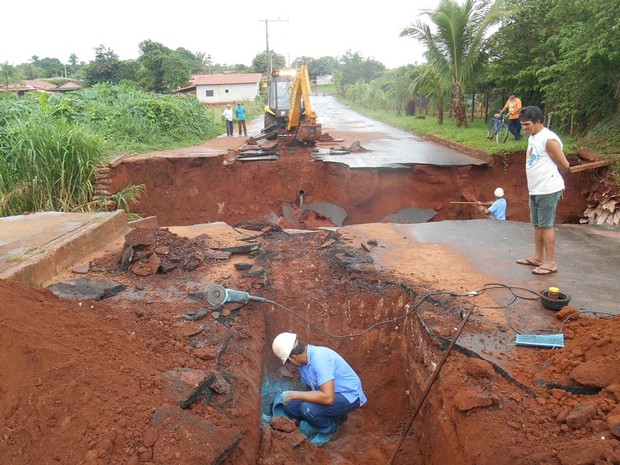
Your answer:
[2,225,620,465]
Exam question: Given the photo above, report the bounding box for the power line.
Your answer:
[258,18,289,74]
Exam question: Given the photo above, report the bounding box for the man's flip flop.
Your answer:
[532,266,558,275]
[516,258,542,266]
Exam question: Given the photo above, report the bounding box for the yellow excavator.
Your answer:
[263,65,322,144]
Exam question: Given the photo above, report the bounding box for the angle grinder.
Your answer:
[206,284,267,309]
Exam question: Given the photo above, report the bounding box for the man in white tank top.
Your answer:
[516,106,569,275]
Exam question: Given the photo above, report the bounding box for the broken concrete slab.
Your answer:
[47,276,126,300]
[382,206,437,224]
[204,249,232,260]
[0,210,128,287]
[234,262,253,270]
[213,243,260,254]
[302,202,348,227]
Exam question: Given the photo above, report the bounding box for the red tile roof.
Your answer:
[191,73,262,86]
[20,80,58,90]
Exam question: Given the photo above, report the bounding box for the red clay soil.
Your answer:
[103,135,595,228]
[2,132,619,464]
[1,224,620,465]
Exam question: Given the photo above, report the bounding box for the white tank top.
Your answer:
[525,127,565,195]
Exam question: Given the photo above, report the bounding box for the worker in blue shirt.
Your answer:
[478,187,507,220]
[272,332,367,446]
[235,103,247,136]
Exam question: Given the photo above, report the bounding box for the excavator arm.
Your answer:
[287,65,321,143]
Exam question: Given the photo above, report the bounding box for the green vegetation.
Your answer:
[0,0,618,211]
[324,0,618,177]
[0,84,243,217]
[322,84,579,156]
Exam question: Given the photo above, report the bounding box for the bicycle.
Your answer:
[487,114,509,143]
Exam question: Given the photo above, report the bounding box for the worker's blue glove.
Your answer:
[278,391,293,405]
[272,391,293,417]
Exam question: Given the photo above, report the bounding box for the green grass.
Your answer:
[0,86,268,218]
[318,85,580,157]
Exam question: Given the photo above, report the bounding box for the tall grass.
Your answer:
[0,84,224,217]
[0,114,103,215]
[42,84,221,152]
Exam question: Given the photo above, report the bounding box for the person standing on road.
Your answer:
[516,106,570,275]
[477,187,507,220]
[498,93,523,140]
[235,103,247,136]
[272,332,366,446]
[222,105,234,137]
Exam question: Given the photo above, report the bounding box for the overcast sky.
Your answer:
[1,0,439,70]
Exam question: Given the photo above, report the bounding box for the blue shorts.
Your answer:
[529,191,562,228]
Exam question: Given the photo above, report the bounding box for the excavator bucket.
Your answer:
[296,122,322,144]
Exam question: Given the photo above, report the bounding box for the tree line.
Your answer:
[1,0,618,148]
[346,0,619,150]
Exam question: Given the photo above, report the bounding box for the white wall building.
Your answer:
[176,73,263,104]
[316,75,333,85]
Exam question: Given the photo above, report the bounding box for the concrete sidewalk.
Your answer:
[0,210,128,286]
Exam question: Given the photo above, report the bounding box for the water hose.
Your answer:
[385,307,473,465]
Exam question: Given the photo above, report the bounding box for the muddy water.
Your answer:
[106,152,588,228]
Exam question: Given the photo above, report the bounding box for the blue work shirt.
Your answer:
[298,345,367,406]
[235,105,246,120]
[488,198,507,220]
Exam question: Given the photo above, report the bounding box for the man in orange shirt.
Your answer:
[498,93,523,140]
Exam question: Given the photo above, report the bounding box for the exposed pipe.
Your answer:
[385,307,474,465]
[298,189,305,208]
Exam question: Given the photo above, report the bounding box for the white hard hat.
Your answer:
[494,187,504,197]
[272,332,297,364]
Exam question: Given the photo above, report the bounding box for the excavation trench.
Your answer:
[5,182,620,464]
[59,150,615,465]
[254,279,470,464]
[104,150,590,228]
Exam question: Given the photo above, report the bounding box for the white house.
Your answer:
[176,73,263,104]
[316,75,333,85]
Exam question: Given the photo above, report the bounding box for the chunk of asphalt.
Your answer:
[213,243,260,254]
[243,267,265,278]
[187,291,206,301]
[181,308,208,321]
[47,277,126,300]
[234,262,253,270]
[120,245,134,270]
[204,249,232,260]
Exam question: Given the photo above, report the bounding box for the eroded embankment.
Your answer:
[103,151,591,227]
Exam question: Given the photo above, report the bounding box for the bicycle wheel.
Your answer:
[487,125,494,140]
[487,120,497,140]
[496,123,509,143]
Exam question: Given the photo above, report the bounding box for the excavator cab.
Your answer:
[264,66,321,144]
[264,69,299,133]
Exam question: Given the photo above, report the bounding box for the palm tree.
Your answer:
[401,0,503,126]
[0,61,21,88]
[362,81,386,111]
[381,67,416,116]
[412,63,450,124]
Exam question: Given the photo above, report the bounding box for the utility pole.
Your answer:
[258,18,289,75]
